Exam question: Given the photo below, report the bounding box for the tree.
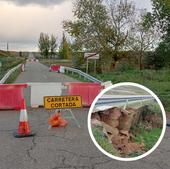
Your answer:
[50,34,57,58]
[148,0,170,68]
[106,0,136,62]
[38,33,57,59]
[151,34,170,69]
[127,11,160,70]
[64,0,112,72]
[38,33,50,58]
[64,0,137,72]
[151,0,170,36]
[58,33,72,60]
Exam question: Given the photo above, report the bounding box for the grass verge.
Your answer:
[65,71,90,82]
[92,127,119,156]
[4,68,21,84]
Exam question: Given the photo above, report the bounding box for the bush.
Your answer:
[114,60,135,72]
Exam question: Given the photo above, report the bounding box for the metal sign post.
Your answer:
[86,59,89,74]
[0,62,2,73]
[84,53,100,74]
[94,60,97,74]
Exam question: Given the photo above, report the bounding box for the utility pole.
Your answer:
[7,42,9,51]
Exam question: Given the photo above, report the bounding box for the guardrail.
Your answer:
[64,66,102,83]
[94,95,155,111]
[0,64,21,84]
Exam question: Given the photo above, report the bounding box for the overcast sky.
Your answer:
[0,0,152,51]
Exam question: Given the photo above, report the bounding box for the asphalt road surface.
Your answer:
[0,56,170,169]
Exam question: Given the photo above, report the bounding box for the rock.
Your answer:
[100,113,109,122]
[109,107,122,120]
[104,119,119,128]
[91,112,101,121]
[101,109,110,115]
[111,135,122,147]
[120,142,144,154]
[103,123,119,136]
[120,130,129,137]
[119,108,137,131]
[121,136,129,145]
[103,123,119,143]
[91,119,103,127]
[99,108,120,128]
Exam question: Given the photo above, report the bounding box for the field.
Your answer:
[93,69,170,112]
[0,50,25,83]
[39,59,73,68]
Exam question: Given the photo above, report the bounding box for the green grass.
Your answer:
[0,52,24,82]
[65,71,90,82]
[92,127,119,156]
[148,102,162,114]
[0,70,7,80]
[133,126,162,150]
[93,69,170,112]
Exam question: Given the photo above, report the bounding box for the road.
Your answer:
[0,56,170,169]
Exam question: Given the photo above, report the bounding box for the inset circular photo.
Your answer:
[88,82,166,161]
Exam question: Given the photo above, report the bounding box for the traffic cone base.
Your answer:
[13,131,35,138]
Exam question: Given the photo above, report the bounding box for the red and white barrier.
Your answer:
[65,82,103,107]
[50,65,60,72]
[0,84,28,110]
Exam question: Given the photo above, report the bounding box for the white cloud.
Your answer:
[0,0,68,6]
[0,0,152,51]
[0,1,73,44]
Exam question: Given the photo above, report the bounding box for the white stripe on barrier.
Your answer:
[28,83,63,108]
[60,66,65,73]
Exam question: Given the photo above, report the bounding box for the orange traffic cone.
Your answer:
[48,111,68,129]
[14,99,35,138]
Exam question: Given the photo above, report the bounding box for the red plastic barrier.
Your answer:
[65,82,103,107]
[50,65,60,72]
[0,84,27,110]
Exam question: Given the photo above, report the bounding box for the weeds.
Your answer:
[133,125,161,150]
[92,127,119,156]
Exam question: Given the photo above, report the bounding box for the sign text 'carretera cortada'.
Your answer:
[44,96,82,109]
